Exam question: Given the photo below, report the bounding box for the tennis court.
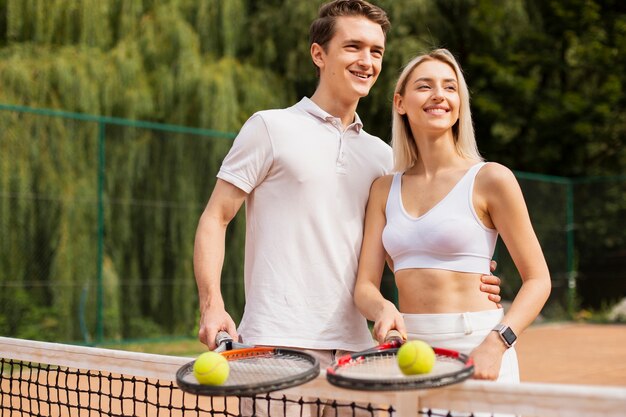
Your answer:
[517,322,626,386]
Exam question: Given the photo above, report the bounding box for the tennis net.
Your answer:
[1,336,625,417]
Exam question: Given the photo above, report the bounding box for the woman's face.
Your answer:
[395,59,460,136]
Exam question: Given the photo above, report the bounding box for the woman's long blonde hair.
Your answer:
[391,49,483,172]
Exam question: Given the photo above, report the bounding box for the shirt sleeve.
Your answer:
[217,113,274,194]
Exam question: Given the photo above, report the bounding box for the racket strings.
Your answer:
[223,353,314,386]
[334,353,466,382]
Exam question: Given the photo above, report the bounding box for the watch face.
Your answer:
[502,327,517,345]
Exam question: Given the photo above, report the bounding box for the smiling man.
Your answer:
[195,0,392,357]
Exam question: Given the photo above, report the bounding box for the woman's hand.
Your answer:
[372,300,407,343]
[469,331,507,380]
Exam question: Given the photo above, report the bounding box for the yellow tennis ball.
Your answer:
[397,340,436,375]
[193,351,230,385]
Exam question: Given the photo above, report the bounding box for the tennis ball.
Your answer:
[193,351,229,385]
[397,340,436,375]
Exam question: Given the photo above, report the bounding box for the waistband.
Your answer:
[402,308,504,335]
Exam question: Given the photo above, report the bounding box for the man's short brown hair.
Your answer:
[309,0,390,50]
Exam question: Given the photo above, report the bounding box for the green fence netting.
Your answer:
[0,104,243,343]
[1,104,625,343]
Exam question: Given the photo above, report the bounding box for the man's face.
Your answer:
[316,16,385,102]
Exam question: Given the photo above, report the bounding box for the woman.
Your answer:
[354,49,551,381]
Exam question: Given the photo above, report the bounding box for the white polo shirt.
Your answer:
[218,97,393,351]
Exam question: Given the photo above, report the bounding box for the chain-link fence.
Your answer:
[0,104,243,343]
[490,173,626,319]
[1,104,625,343]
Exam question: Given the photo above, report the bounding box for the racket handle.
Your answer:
[215,331,234,351]
[384,329,404,343]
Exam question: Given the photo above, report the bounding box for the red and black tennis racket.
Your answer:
[326,330,473,391]
[176,332,319,397]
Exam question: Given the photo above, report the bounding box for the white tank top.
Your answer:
[382,162,498,274]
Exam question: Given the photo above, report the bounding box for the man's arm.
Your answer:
[194,179,247,350]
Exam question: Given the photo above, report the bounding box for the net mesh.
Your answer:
[0,358,395,417]
[2,337,625,417]
[0,337,393,417]
[0,358,399,417]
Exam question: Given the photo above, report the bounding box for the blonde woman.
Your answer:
[354,49,551,382]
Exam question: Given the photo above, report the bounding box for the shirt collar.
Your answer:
[296,97,363,133]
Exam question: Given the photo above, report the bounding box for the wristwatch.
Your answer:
[492,324,517,348]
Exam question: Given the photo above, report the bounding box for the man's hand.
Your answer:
[480,260,502,307]
[198,305,237,350]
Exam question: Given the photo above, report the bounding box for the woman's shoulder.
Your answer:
[369,174,395,200]
[371,173,395,190]
[478,162,515,180]
[476,162,519,192]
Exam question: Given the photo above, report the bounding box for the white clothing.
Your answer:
[403,308,520,383]
[404,309,519,417]
[383,162,498,274]
[218,97,393,351]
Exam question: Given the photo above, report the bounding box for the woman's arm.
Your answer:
[354,176,407,342]
[472,163,552,379]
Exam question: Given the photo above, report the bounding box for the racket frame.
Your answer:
[326,346,474,391]
[176,339,319,397]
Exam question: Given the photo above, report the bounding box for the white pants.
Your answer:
[403,308,519,383]
[404,309,519,417]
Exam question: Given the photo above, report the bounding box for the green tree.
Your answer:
[0,0,291,341]
[2,0,626,340]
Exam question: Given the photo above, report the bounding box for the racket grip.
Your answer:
[215,331,234,349]
[384,329,404,344]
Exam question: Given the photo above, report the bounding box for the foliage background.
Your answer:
[1,0,625,342]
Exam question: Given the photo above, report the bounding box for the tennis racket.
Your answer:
[326,330,473,391]
[176,331,319,397]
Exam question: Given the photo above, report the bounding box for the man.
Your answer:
[194,0,500,394]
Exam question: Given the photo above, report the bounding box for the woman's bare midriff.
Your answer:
[395,268,499,314]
